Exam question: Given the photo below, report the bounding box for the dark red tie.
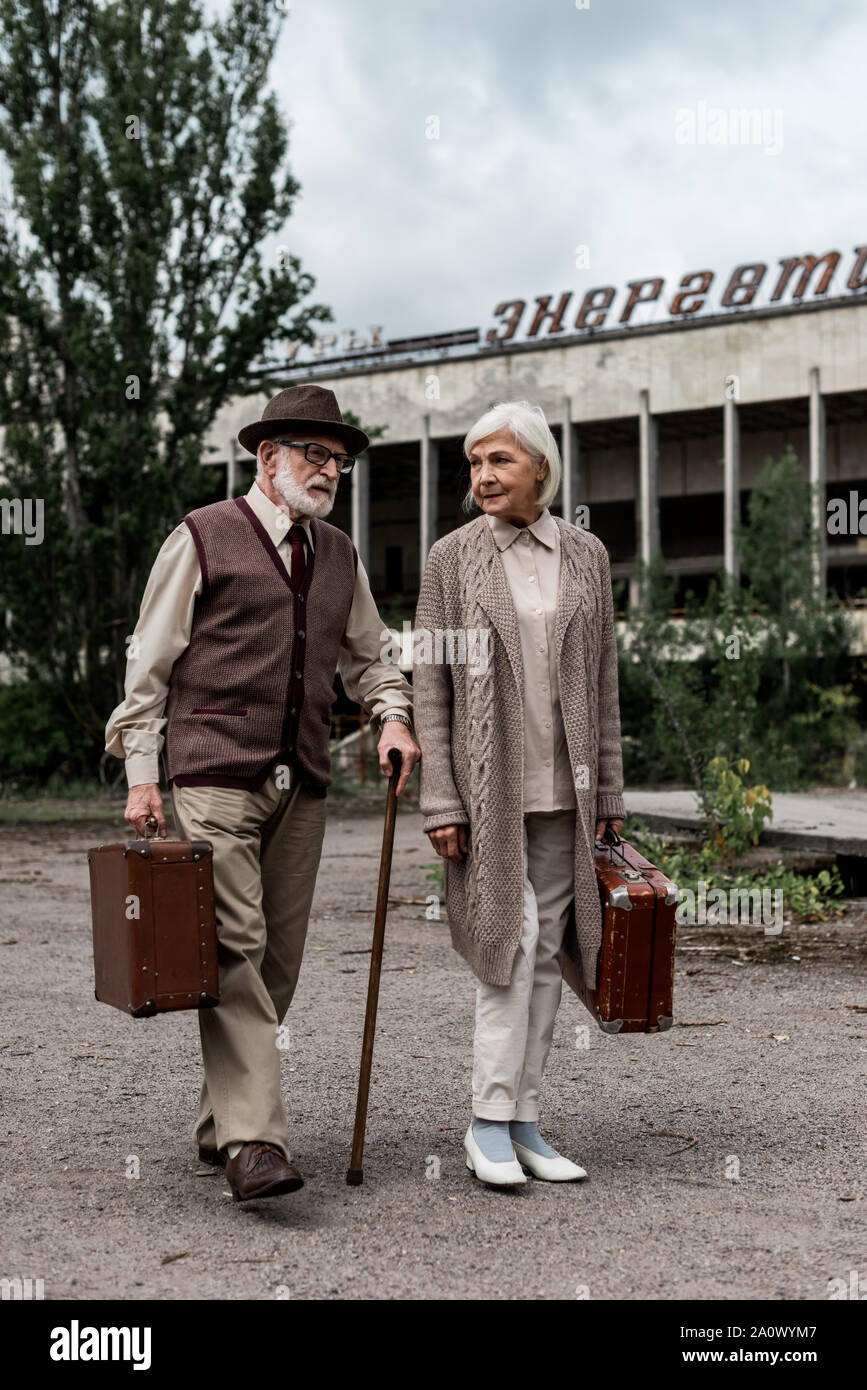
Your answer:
[288,524,307,594]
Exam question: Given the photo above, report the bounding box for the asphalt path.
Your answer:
[1,807,864,1301]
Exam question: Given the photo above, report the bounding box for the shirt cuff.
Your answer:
[125,754,161,788]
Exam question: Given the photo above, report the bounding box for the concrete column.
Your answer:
[226,436,237,499]
[419,414,440,574]
[202,438,237,497]
[723,393,740,582]
[809,366,827,597]
[560,396,580,525]
[351,450,370,572]
[637,389,660,594]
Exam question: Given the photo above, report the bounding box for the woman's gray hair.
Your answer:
[461,400,562,514]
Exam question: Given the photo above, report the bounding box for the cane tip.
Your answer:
[346,1168,364,1186]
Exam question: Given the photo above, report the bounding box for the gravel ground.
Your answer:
[1,807,865,1302]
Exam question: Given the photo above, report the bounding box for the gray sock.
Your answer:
[471,1117,515,1163]
[509,1120,558,1158]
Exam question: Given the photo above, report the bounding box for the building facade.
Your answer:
[204,287,867,617]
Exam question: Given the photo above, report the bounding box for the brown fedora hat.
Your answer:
[237,383,370,457]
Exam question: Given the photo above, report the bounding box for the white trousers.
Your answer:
[472,809,577,1121]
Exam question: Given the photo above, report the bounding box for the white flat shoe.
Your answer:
[511,1139,587,1182]
[464,1125,527,1187]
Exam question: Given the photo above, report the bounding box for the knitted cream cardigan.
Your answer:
[413,514,626,987]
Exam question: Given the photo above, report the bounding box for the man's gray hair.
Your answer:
[461,400,562,514]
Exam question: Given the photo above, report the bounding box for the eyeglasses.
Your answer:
[273,440,356,474]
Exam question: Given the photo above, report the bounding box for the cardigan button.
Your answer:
[298,630,306,639]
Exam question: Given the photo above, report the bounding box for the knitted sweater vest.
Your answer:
[164,496,357,793]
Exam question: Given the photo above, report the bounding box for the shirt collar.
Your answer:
[487,506,556,552]
[247,481,315,553]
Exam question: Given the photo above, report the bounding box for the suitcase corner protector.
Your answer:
[599,1017,623,1034]
[657,1014,673,1031]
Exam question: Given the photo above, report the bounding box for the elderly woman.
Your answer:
[413,400,626,1187]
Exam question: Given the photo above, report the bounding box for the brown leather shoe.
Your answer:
[225,1142,304,1202]
[198,1145,226,1168]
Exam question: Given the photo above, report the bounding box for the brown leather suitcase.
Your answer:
[87,817,219,1017]
[561,828,679,1033]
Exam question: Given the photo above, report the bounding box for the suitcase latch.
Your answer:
[609,883,633,910]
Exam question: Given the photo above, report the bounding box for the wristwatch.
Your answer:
[380,712,413,732]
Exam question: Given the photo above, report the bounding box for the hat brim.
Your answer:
[238,416,370,458]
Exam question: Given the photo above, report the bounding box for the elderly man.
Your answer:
[106,384,420,1202]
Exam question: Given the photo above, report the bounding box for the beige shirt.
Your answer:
[487,507,577,814]
[105,481,413,788]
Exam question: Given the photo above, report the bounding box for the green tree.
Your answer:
[622,447,859,792]
[738,444,835,701]
[0,0,331,774]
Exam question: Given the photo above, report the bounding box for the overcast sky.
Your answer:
[268,0,863,347]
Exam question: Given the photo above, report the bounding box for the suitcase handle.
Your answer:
[595,826,646,879]
[595,828,674,895]
[594,823,622,851]
[144,816,159,840]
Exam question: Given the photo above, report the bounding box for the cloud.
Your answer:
[266,0,866,344]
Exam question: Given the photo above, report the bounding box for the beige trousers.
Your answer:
[472,809,577,1122]
[170,771,327,1161]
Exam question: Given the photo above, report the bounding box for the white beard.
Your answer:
[273,455,337,519]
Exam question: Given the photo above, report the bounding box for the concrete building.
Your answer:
[203,289,867,617]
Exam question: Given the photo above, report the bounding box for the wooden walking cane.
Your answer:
[346,745,403,1185]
